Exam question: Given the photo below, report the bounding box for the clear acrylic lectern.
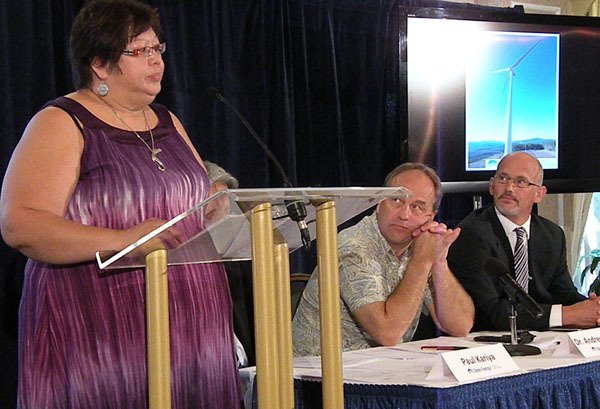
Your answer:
[95,187,409,409]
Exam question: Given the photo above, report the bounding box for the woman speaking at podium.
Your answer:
[0,1,240,408]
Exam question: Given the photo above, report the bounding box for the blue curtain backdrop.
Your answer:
[0,1,519,407]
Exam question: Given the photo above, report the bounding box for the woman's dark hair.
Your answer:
[69,0,163,89]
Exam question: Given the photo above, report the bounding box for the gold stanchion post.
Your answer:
[274,242,294,409]
[315,201,344,409]
[251,203,280,409]
[145,249,171,409]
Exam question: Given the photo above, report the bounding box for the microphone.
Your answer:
[208,87,311,250]
[484,257,543,318]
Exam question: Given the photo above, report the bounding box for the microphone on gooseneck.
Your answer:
[484,257,543,318]
[207,87,311,250]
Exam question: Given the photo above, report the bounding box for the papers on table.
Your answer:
[290,345,436,385]
[530,335,561,350]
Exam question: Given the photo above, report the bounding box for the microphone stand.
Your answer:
[503,303,541,357]
[208,87,312,250]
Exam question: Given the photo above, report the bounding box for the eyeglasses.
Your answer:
[386,197,431,217]
[121,43,166,57]
[493,174,541,189]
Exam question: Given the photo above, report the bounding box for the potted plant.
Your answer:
[580,248,600,295]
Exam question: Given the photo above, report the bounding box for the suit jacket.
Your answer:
[447,205,586,331]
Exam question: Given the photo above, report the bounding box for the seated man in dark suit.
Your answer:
[448,152,600,331]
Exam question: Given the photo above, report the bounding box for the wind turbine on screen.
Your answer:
[492,38,543,156]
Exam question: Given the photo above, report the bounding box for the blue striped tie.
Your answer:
[514,227,529,293]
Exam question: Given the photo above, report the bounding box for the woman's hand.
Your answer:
[118,218,184,256]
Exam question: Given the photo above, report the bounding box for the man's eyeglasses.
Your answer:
[387,198,431,217]
[493,174,541,189]
[121,43,166,57]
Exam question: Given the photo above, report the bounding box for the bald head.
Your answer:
[497,152,544,186]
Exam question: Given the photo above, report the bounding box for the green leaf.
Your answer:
[591,257,600,274]
[581,265,591,285]
[590,276,600,296]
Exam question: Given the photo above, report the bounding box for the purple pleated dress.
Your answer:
[17,97,241,409]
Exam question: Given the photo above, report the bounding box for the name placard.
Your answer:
[553,327,600,358]
[426,344,519,382]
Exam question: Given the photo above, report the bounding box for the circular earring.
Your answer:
[96,80,109,97]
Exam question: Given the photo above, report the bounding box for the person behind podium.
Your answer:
[204,161,255,367]
[292,163,474,356]
[0,1,240,408]
[447,151,600,331]
[204,160,240,223]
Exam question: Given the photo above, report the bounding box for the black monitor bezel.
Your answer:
[402,7,600,194]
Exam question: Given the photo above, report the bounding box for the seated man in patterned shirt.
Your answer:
[292,163,474,356]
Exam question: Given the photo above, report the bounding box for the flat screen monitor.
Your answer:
[405,8,600,192]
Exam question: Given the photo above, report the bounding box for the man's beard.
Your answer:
[496,195,520,217]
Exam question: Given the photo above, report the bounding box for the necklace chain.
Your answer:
[96,94,166,171]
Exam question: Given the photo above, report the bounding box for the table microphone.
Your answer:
[485,257,543,318]
[207,87,311,250]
